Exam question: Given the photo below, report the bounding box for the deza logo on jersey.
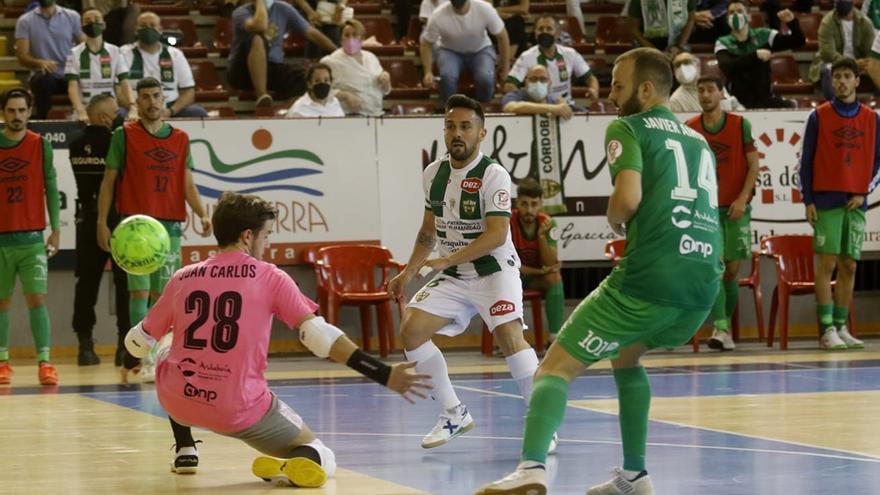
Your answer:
[490,300,516,316]
[679,234,713,258]
[460,178,482,193]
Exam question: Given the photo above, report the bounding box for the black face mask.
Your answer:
[536,32,555,49]
[450,0,467,9]
[836,1,853,16]
[83,22,105,38]
[312,82,331,100]
[38,0,54,7]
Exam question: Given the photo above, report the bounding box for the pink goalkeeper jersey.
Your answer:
[142,251,319,433]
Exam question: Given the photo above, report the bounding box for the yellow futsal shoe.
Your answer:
[252,456,327,488]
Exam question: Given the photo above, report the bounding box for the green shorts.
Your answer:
[719,205,752,261]
[0,243,49,298]
[813,207,866,260]
[557,280,710,364]
[127,235,182,294]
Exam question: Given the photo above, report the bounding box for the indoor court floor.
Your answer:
[1,344,879,495]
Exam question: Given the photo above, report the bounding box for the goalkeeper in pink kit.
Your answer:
[120,191,431,487]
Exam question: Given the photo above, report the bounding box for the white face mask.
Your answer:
[264,0,274,8]
[526,81,549,101]
[674,63,699,85]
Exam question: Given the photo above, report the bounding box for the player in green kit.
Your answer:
[474,47,722,495]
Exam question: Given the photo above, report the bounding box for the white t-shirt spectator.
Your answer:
[120,43,195,104]
[321,48,388,116]
[421,1,505,53]
[286,93,346,118]
[507,44,591,103]
[419,0,450,19]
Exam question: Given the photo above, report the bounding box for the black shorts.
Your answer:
[228,34,306,99]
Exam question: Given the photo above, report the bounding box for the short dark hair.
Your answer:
[136,77,163,94]
[517,177,543,199]
[696,75,724,90]
[615,47,674,97]
[534,15,557,28]
[306,63,333,83]
[445,94,485,125]
[1,87,32,109]
[728,0,748,7]
[831,57,860,77]
[212,191,278,247]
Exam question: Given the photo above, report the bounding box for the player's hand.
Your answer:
[422,257,451,273]
[585,86,599,104]
[728,198,747,221]
[377,71,391,93]
[777,9,794,24]
[423,71,436,89]
[858,58,870,71]
[126,106,139,121]
[199,215,213,237]
[388,269,414,301]
[45,229,60,258]
[805,204,818,227]
[538,217,554,237]
[610,222,626,236]
[756,49,772,62]
[386,361,433,404]
[694,10,714,28]
[97,222,112,252]
[846,195,865,210]
[553,103,573,121]
[76,105,89,123]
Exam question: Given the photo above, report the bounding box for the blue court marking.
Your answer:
[83,366,880,495]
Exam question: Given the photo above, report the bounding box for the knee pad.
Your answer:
[304,439,336,477]
[124,321,157,358]
[299,316,344,358]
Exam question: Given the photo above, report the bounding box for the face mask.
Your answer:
[137,27,162,45]
[342,37,362,55]
[264,0,274,8]
[312,82,331,100]
[526,81,549,101]
[836,1,853,16]
[38,0,54,7]
[450,0,467,10]
[727,12,749,31]
[674,63,699,84]
[83,22,105,38]
[536,32,555,49]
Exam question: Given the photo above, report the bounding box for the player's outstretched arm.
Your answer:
[298,314,432,403]
[607,169,642,234]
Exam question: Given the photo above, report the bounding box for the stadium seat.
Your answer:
[46,108,72,120]
[730,252,766,342]
[211,18,234,57]
[557,16,595,54]
[314,245,405,357]
[203,105,236,118]
[389,102,435,115]
[161,18,208,58]
[360,17,405,56]
[348,0,381,15]
[582,1,626,13]
[303,245,329,315]
[595,16,634,54]
[750,12,766,27]
[133,0,190,15]
[254,104,289,117]
[529,0,567,14]
[770,54,813,94]
[402,17,423,50]
[796,13,821,52]
[380,59,432,98]
[283,31,307,56]
[762,235,856,350]
[698,55,726,84]
[481,289,546,355]
[190,61,230,101]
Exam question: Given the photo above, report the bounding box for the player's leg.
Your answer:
[834,209,865,348]
[168,416,199,474]
[0,247,15,383]
[19,243,56,385]
[110,257,131,366]
[525,272,565,340]
[708,259,740,351]
[813,207,847,349]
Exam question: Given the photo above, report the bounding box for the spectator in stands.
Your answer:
[229,0,337,108]
[690,0,731,44]
[100,0,140,46]
[762,0,812,30]
[65,9,133,123]
[862,0,880,30]
[419,0,449,21]
[501,64,573,120]
[628,0,696,56]
[286,63,346,117]
[810,0,875,101]
[715,1,805,108]
[493,0,529,57]
[303,0,351,58]
[669,51,744,111]
[868,31,880,86]
[420,0,511,104]
[14,0,84,119]
[321,19,391,116]
[504,15,598,109]
[120,12,208,118]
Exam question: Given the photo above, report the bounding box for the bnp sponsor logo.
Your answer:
[188,128,329,235]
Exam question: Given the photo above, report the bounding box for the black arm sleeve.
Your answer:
[771,19,806,51]
[716,49,760,75]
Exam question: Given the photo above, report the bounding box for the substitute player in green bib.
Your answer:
[686,75,759,351]
[475,48,722,495]
[0,88,61,386]
[96,77,211,378]
[799,57,879,350]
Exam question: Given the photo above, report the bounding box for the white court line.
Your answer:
[452,384,880,462]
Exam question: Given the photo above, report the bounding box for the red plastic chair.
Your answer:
[595,16,634,54]
[761,235,856,350]
[315,245,406,357]
[480,289,546,356]
[730,251,765,342]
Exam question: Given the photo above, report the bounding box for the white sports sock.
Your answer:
[621,468,643,481]
[405,340,460,410]
[304,439,337,477]
[506,348,539,403]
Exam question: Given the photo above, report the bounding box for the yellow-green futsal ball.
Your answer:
[111,215,171,275]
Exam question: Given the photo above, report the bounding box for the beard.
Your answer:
[6,120,25,131]
[700,100,719,113]
[618,90,643,117]
[448,140,471,161]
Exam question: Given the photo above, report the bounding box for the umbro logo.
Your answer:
[0,157,28,173]
[832,125,864,141]
[145,147,178,163]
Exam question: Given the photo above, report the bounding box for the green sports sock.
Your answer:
[711,283,728,331]
[28,306,51,363]
[130,296,149,326]
[544,282,565,335]
[724,279,740,321]
[521,375,569,463]
[817,303,833,331]
[833,306,849,327]
[0,310,9,361]
[614,366,651,473]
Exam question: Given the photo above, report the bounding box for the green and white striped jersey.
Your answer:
[423,152,520,279]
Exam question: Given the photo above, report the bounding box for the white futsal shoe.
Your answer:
[421,403,475,449]
[587,468,655,495]
[547,433,559,455]
[170,445,199,474]
[707,329,735,351]
[473,463,547,495]
[821,327,847,350]
[837,325,864,349]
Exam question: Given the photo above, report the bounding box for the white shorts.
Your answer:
[408,269,524,337]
